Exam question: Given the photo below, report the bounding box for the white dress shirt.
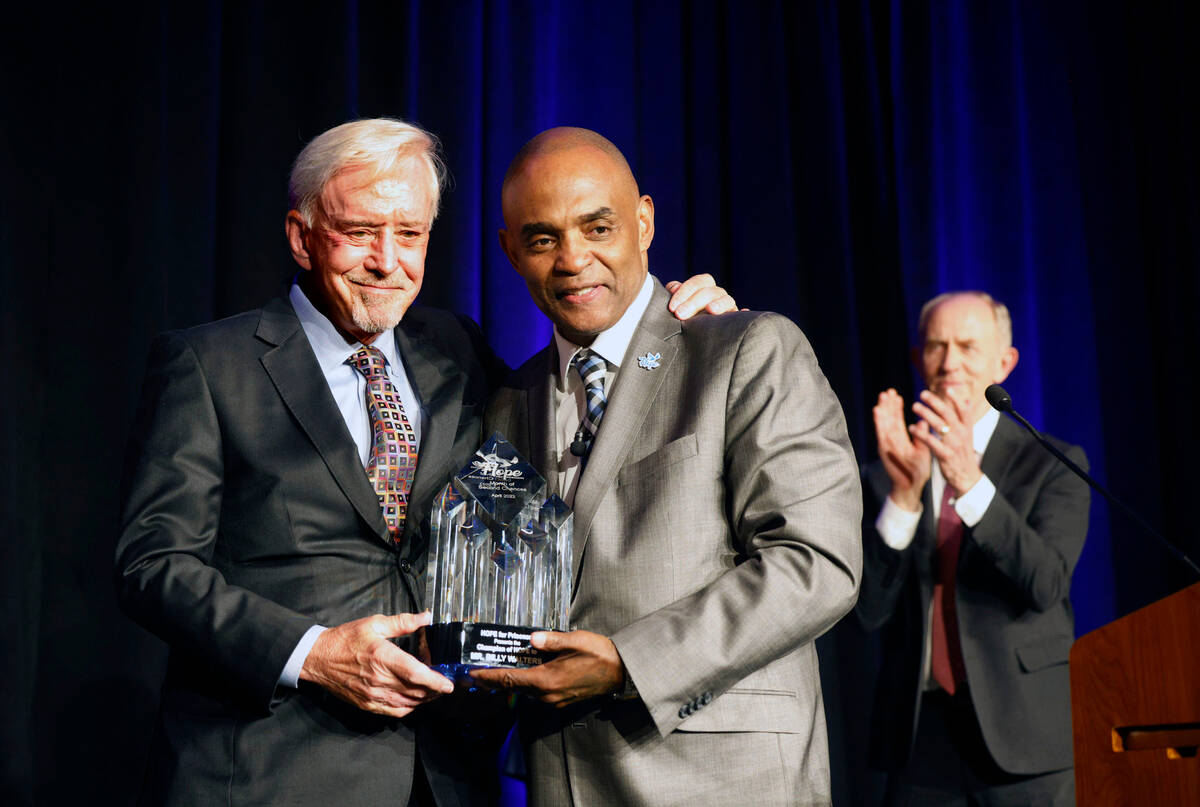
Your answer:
[552,273,655,506]
[277,282,428,689]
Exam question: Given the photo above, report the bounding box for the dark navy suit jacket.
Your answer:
[857,414,1089,775]
[116,296,508,806]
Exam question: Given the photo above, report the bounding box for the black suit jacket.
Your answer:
[856,415,1089,776]
[116,296,508,806]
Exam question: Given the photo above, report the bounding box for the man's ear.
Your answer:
[637,195,655,252]
[497,228,520,271]
[996,346,1019,383]
[285,210,312,271]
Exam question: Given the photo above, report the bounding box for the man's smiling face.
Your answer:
[287,162,433,344]
[499,141,654,346]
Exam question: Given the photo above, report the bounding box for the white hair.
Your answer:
[288,118,446,226]
[917,290,1013,348]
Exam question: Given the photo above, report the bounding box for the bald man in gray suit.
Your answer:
[472,128,862,806]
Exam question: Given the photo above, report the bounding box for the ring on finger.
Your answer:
[939,425,950,435]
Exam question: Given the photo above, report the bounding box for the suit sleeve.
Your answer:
[611,314,863,736]
[855,464,918,631]
[115,333,316,712]
[968,444,1090,612]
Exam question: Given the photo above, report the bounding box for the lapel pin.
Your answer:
[636,352,661,370]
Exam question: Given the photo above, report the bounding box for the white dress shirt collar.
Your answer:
[553,272,654,383]
[288,282,402,373]
[969,406,1001,455]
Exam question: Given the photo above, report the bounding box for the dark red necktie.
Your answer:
[931,483,967,694]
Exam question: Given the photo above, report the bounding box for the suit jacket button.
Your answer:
[678,705,690,719]
[399,559,412,573]
[700,691,712,705]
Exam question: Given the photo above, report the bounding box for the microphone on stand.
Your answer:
[985,384,1200,577]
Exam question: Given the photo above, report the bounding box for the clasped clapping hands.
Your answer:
[874,388,982,509]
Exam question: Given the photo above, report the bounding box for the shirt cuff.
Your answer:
[277,625,326,690]
[954,474,996,527]
[876,496,923,550]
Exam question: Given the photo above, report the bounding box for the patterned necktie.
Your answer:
[931,483,968,694]
[572,349,609,463]
[346,346,418,541]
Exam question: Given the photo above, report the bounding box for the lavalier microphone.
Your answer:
[570,427,588,457]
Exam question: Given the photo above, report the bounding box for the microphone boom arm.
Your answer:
[986,384,1200,578]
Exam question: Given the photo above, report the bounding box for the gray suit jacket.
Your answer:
[857,416,1089,776]
[486,279,862,806]
[116,297,508,806]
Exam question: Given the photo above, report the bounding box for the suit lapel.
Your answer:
[525,347,558,498]
[570,282,680,576]
[257,299,389,540]
[956,415,1022,568]
[980,414,1020,486]
[916,482,937,589]
[395,319,466,545]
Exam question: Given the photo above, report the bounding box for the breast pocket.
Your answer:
[616,433,700,487]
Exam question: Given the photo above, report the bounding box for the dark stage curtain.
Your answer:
[3,2,1196,804]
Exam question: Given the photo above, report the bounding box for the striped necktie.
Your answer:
[572,349,609,462]
[346,345,418,541]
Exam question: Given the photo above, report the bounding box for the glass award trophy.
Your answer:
[425,433,572,677]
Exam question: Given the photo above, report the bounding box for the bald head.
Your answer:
[497,127,655,345]
[503,127,637,193]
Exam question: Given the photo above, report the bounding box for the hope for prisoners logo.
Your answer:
[470,451,524,480]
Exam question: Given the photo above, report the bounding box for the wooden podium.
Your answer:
[1070,582,1200,805]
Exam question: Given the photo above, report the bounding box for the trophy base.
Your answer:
[426,621,552,676]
